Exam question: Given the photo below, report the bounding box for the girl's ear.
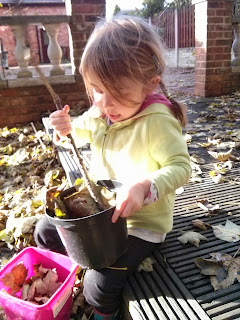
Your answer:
[146,75,161,94]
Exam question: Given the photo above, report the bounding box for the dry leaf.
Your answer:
[177,231,208,247]
[0,263,28,293]
[212,220,240,242]
[137,257,155,272]
[176,187,184,195]
[196,199,220,216]
[192,219,211,231]
[195,252,240,291]
[209,172,225,184]
[190,154,205,164]
[208,149,232,161]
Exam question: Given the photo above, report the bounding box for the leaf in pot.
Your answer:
[62,181,116,219]
[100,187,116,208]
[45,187,60,211]
[63,187,99,218]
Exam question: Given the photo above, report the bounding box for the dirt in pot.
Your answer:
[45,180,116,219]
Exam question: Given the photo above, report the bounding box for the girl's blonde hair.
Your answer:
[80,15,187,127]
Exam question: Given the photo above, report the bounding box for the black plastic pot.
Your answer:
[45,181,128,270]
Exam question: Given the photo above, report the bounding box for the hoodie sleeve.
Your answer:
[148,113,191,198]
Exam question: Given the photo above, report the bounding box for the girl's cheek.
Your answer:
[93,93,102,106]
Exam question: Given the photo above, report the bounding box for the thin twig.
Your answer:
[226,246,240,271]
[3,0,23,14]
[87,310,94,320]
[35,65,105,211]
[31,122,46,151]
[232,246,240,260]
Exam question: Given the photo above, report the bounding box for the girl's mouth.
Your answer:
[109,114,121,121]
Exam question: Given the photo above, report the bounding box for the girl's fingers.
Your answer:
[112,200,127,223]
[63,105,70,114]
[49,105,71,137]
[112,201,136,223]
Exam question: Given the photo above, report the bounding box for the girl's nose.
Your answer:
[102,92,115,109]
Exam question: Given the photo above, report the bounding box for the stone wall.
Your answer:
[0,5,69,66]
[165,47,195,68]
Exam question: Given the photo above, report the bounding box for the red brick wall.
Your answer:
[0,5,69,66]
[0,83,88,125]
[194,0,240,96]
[69,0,105,81]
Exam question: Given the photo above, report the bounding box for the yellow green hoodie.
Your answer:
[71,100,191,234]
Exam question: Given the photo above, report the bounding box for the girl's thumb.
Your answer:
[63,105,70,114]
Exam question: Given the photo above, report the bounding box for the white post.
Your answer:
[232,23,240,66]
[44,24,65,76]
[175,8,179,68]
[12,25,32,78]
[106,0,117,21]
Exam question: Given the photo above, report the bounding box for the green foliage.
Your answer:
[114,4,121,15]
[139,0,166,18]
[167,0,192,9]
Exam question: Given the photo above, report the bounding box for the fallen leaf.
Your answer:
[177,231,208,247]
[209,172,225,184]
[196,199,220,216]
[190,154,205,164]
[21,284,30,300]
[42,269,62,297]
[0,263,28,293]
[212,220,240,242]
[208,149,232,161]
[176,187,184,195]
[195,252,240,291]
[137,257,155,272]
[192,219,211,231]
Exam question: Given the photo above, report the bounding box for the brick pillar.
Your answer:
[67,0,105,83]
[193,0,234,97]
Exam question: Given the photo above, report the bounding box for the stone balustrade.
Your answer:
[0,15,70,81]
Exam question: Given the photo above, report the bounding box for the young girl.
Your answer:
[34,15,191,320]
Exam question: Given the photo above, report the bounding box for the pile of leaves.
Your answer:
[0,122,95,320]
[174,92,240,292]
[0,262,62,304]
[184,92,240,184]
[0,123,68,251]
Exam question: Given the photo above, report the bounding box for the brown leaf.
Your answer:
[196,199,220,216]
[192,219,211,231]
[195,252,240,291]
[0,263,28,293]
[33,263,49,279]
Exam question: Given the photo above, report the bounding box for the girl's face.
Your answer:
[89,73,147,123]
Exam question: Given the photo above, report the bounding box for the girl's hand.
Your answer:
[50,105,72,137]
[112,179,151,223]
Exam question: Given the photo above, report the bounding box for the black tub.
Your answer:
[45,181,128,270]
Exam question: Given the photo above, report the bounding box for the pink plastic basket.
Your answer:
[0,247,78,320]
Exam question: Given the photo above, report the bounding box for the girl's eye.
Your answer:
[93,88,103,94]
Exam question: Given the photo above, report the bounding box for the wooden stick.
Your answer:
[35,65,104,211]
[31,122,46,151]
